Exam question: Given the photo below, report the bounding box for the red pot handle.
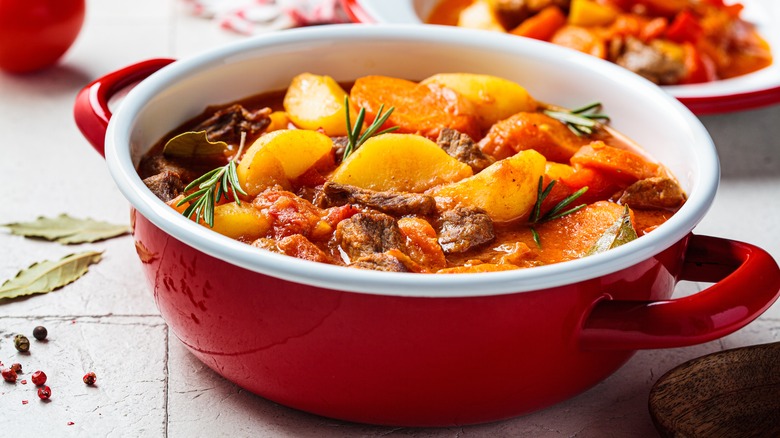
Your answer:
[73,58,175,156]
[579,234,780,350]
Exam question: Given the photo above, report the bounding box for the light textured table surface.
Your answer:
[1,1,778,436]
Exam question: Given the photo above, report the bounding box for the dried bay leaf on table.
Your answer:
[2,214,130,244]
[0,251,103,301]
[586,205,638,256]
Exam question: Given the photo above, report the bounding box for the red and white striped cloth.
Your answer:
[181,0,349,35]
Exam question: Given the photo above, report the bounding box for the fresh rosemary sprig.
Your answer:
[529,176,589,247]
[177,132,248,228]
[544,102,610,136]
[342,96,399,161]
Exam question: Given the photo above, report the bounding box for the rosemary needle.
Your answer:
[178,132,248,228]
[342,96,399,161]
[544,102,610,136]
[529,176,589,248]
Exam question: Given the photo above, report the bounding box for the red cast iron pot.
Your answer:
[73,25,780,426]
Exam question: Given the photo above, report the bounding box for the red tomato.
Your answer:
[0,0,85,74]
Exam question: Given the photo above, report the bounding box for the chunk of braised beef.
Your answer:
[437,206,495,254]
[192,104,272,144]
[613,37,685,85]
[137,154,199,181]
[436,128,494,173]
[331,136,349,164]
[619,176,686,210]
[336,210,405,260]
[350,252,410,272]
[142,170,184,202]
[315,182,437,216]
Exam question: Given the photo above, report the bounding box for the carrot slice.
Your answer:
[551,25,607,59]
[570,141,659,184]
[478,112,589,162]
[510,6,566,41]
[560,166,623,204]
[349,75,481,141]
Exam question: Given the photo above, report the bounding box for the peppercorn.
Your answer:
[37,385,51,400]
[14,334,30,352]
[83,371,96,386]
[2,367,17,383]
[33,326,48,341]
[10,363,22,373]
[31,370,47,386]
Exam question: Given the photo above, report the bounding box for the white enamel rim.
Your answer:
[350,0,780,107]
[105,24,719,298]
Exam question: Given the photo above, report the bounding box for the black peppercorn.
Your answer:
[14,334,30,352]
[33,326,48,341]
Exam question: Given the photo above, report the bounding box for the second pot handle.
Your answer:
[579,234,780,350]
[73,58,175,156]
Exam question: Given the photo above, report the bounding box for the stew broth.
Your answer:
[138,73,685,273]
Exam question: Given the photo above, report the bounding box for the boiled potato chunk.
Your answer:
[430,150,546,222]
[568,0,619,27]
[421,73,537,129]
[283,73,350,136]
[330,133,472,193]
[458,0,505,32]
[266,111,291,131]
[209,202,271,240]
[237,129,332,196]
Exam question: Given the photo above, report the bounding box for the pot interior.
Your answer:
[108,25,718,296]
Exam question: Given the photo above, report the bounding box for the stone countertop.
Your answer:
[1,1,778,436]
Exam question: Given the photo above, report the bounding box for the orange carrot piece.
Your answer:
[510,6,567,41]
[397,217,447,271]
[640,17,668,42]
[551,25,607,59]
[478,112,589,161]
[570,141,659,184]
[349,75,481,141]
[560,166,623,204]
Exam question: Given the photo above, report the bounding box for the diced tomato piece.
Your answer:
[665,10,703,43]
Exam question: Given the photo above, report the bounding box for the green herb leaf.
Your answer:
[162,131,229,158]
[2,214,130,244]
[178,132,248,227]
[0,251,103,301]
[544,102,610,137]
[529,177,588,224]
[586,205,638,256]
[342,97,399,161]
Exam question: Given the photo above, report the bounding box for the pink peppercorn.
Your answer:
[37,385,51,400]
[83,371,96,385]
[31,370,47,386]
[2,367,17,383]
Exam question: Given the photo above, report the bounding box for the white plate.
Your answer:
[341,0,780,114]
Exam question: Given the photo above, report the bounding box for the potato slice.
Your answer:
[267,111,291,132]
[458,0,505,32]
[430,150,546,222]
[237,129,333,196]
[420,73,536,129]
[568,0,619,27]
[330,133,472,193]
[209,202,271,241]
[283,73,350,136]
